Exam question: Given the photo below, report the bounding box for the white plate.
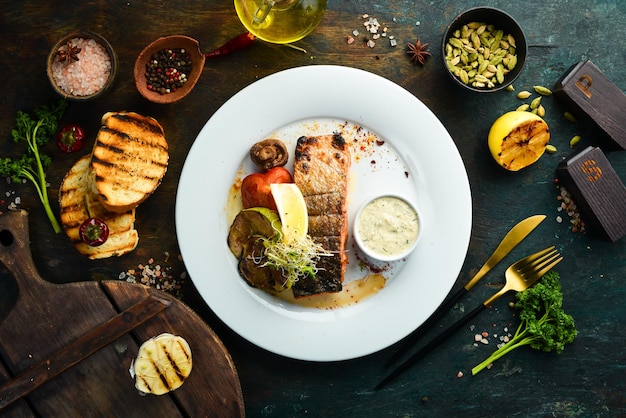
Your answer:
[176,65,472,361]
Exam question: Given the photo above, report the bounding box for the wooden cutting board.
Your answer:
[0,210,244,417]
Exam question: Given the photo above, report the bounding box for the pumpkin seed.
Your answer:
[507,34,516,48]
[507,55,517,71]
[460,69,469,84]
[496,66,505,84]
[448,38,464,48]
[569,135,581,148]
[533,85,552,96]
[545,144,557,153]
[564,111,577,122]
[537,104,546,117]
[530,96,542,109]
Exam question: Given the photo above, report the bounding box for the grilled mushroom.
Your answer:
[249,139,288,171]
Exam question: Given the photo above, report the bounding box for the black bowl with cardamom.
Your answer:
[441,7,527,93]
[47,30,117,101]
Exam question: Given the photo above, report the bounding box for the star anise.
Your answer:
[407,39,431,66]
[56,40,82,64]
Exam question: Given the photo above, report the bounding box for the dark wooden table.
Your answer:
[1,0,625,416]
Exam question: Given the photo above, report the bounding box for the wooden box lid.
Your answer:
[553,60,626,150]
[557,146,626,242]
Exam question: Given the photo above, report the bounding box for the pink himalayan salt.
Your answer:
[51,37,111,96]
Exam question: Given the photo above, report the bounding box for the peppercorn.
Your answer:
[145,48,192,95]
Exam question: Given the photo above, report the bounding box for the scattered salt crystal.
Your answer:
[457,371,464,378]
[474,334,482,342]
[367,40,376,48]
[353,29,359,36]
[390,39,397,47]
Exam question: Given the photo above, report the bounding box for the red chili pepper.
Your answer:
[79,217,109,247]
[205,32,256,59]
[241,167,293,210]
[56,124,85,153]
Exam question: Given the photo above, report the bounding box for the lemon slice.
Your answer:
[488,111,550,171]
[270,183,308,242]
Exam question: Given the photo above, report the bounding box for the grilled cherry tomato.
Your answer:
[241,166,293,210]
[56,124,85,153]
[79,217,109,247]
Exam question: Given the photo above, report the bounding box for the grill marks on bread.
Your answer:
[58,111,167,259]
[293,133,350,297]
[92,112,168,213]
[59,155,138,259]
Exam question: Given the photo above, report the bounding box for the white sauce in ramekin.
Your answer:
[355,196,420,260]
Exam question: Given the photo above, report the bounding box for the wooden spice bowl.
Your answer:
[134,35,206,104]
[47,30,117,101]
[441,7,527,93]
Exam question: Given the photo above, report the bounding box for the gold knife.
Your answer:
[384,214,546,368]
[0,294,171,410]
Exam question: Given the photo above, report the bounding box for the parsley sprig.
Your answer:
[0,100,67,233]
[472,271,577,375]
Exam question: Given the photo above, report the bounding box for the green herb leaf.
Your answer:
[1,99,68,233]
[472,271,577,375]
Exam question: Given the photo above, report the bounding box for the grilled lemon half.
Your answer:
[132,333,192,395]
[488,111,551,171]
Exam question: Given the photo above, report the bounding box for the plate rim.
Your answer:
[175,65,472,361]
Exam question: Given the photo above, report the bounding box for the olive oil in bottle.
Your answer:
[235,0,327,44]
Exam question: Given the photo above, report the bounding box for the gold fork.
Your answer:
[375,246,563,390]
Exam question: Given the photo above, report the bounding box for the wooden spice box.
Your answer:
[553,60,626,150]
[557,146,626,242]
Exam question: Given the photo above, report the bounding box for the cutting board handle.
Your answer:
[0,210,52,294]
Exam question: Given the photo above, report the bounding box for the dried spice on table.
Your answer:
[406,38,431,65]
[118,254,186,297]
[346,14,398,48]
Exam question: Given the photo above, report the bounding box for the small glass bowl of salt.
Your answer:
[47,30,117,101]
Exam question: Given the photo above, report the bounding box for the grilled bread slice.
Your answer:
[132,333,193,395]
[59,155,139,259]
[91,111,169,213]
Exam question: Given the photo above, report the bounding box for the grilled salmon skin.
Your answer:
[293,133,350,297]
[91,111,169,213]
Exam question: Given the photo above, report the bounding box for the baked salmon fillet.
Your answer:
[293,133,350,297]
